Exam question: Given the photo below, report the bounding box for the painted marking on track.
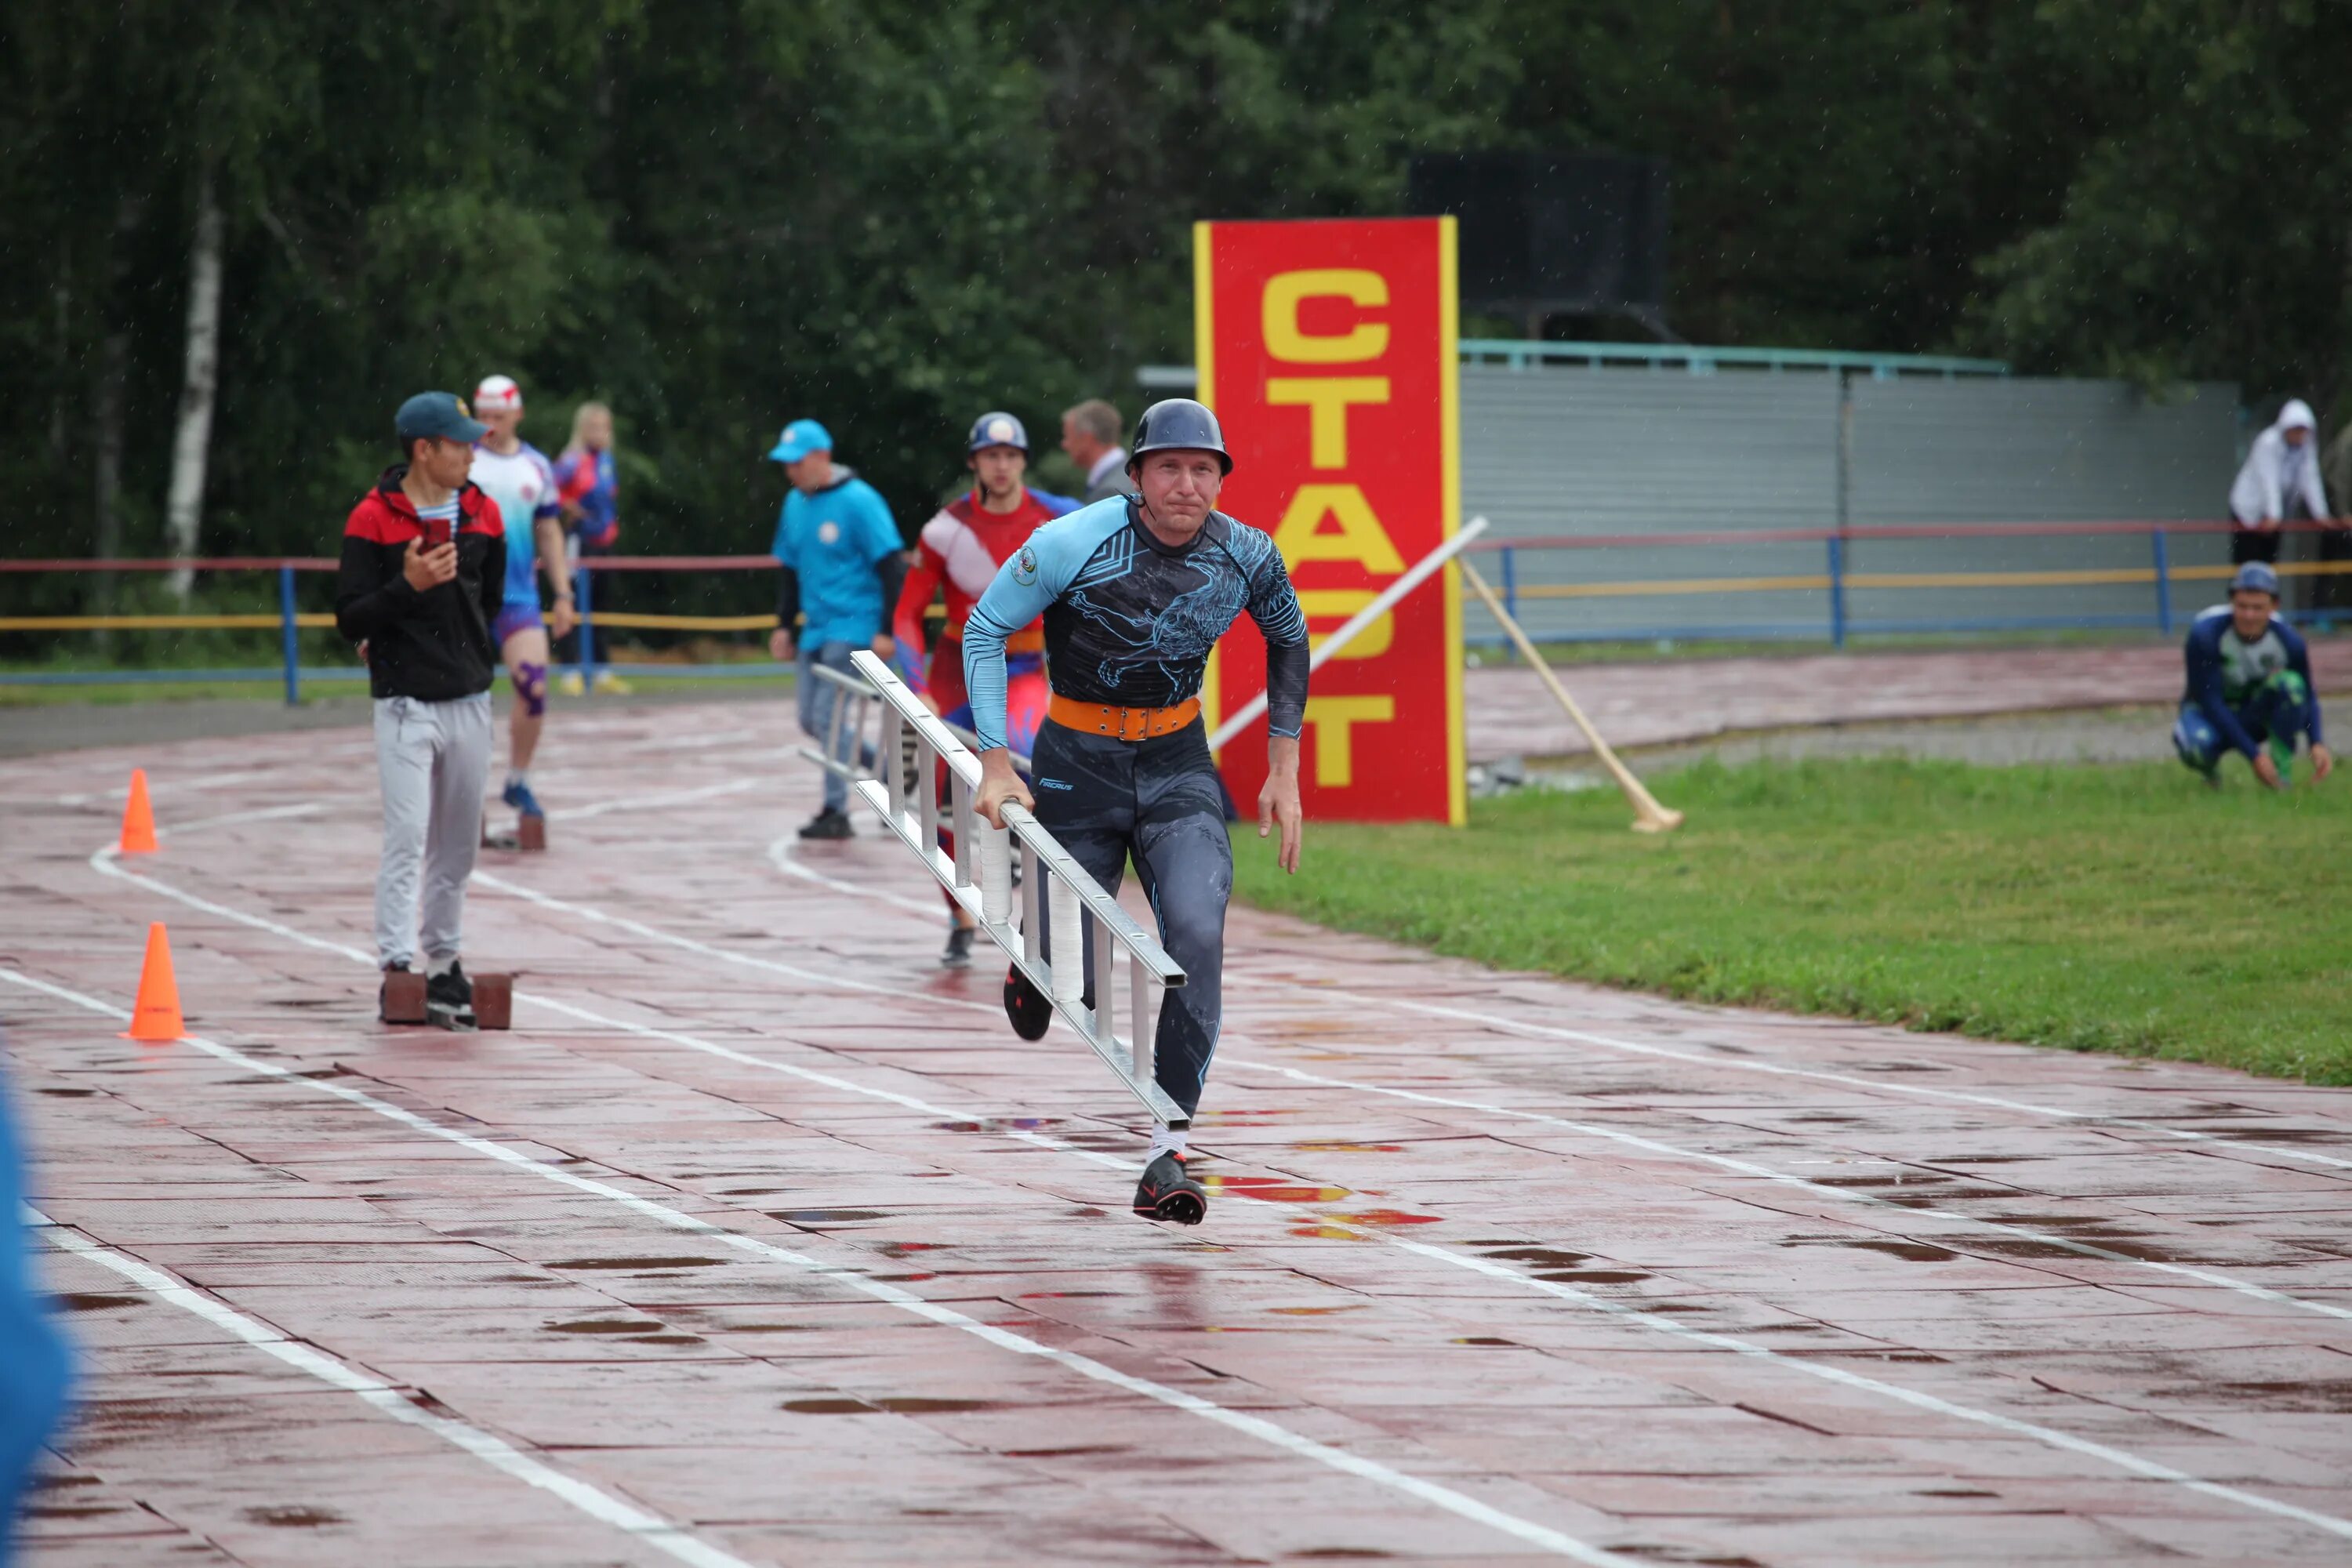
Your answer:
[1379,994,2352,1174]
[1217,1058,2352,1322]
[613,725,761,754]
[2,967,1639,1567]
[15,1188,752,1568]
[774,818,2352,1176]
[772,833,947,918]
[57,766,281,807]
[552,777,760,822]
[768,831,2352,1322]
[158,802,325,836]
[474,868,997,1014]
[67,840,2352,1544]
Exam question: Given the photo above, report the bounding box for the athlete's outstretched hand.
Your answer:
[975,748,1035,829]
[1261,735,1303,874]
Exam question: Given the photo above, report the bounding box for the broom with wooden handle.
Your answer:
[1461,562,1685,833]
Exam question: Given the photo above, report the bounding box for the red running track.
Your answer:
[1466,641,2352,762]
[3,708,2350,1566]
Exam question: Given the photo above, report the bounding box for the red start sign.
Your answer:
[1196,216,1467,826]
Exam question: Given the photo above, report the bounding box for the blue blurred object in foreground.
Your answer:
[0,1056,73,1566]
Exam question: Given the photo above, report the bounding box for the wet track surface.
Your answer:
[4,705,2350,1565]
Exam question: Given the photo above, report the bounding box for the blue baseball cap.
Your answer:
[768,419,833,463]
[2231,561,2281,598]
[395,391,488,445]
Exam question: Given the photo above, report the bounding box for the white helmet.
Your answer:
[474,374,523,415]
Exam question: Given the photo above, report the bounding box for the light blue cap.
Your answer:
[2230,561,2281,598]
[768,419,833,463]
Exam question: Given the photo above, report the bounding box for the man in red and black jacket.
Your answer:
[336,391,506,1026]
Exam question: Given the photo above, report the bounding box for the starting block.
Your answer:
[380,969,428,1024]
[805,653,1189,1130]
[472,972,514,1030]
[482,815,546,852]
[380,970,514,1031]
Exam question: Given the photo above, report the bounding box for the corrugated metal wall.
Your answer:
[1459,365,2243,642]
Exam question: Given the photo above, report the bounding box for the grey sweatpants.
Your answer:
[797,640,873,812]
[372,693,493,968]
[1027,719,1231,1117]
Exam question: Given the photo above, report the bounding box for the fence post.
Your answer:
[573,563,597,687]
[1501,546,1518,628]
[278,564,300,706]
[1828,535,1847,648]
[2151,528,2173,636]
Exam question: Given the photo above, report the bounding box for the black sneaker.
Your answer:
[942,926,976,969]
[426,962,476,1029]
[1004,964,1052,1040]
[797,807,852,840]
[1132,1152,1207,1225]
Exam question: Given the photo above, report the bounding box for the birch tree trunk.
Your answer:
[164,171,224,600]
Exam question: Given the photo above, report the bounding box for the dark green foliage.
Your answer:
[4,2,2344,608]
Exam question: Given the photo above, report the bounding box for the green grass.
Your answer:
[1232,757,2352,1083]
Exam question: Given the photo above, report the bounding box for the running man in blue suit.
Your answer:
[965,399,1308,1225]
[2173,561,2333,789]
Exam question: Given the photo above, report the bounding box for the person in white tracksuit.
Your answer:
[2228,397,2339,567]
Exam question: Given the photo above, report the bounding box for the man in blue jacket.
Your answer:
[2174,562,2334,789]
[967,400,1308,1226]
[766,419,906,839]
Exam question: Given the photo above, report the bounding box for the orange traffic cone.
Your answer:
[119,769,159,855]
[121,923,185,1043]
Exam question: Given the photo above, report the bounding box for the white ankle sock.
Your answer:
[506,769,528,791]
[1146,1127,1189,1163]
[426,955,457,978]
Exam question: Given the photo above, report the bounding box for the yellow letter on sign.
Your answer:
[1273,484,1407,573]
[1262,270,1390,364]
[1265,377,1390,469]
[1303,695,1396,787]
[1295,589,1393,660]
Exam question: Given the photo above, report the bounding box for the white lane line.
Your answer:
[612,726,761,754]
[2,967,1638,1567]
[474,869,996,1014]
[1218,1058,2352,1323]
[768,755,2350,1170]
[553,778,760,823]
[17,1193,751,1567]
[57,767,282,808]
[769,831,2352,1323]
[772,834,944,918]
[77,840,2352,1544]
[775,820,2352,1175]
[1380,995,2352,1174]
[160,803,325,836]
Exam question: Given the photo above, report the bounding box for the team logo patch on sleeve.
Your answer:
[1012,545,1039,586]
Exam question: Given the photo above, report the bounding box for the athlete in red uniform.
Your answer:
[893,411,1076,966]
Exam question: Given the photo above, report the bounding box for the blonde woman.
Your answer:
[552,401,629,694]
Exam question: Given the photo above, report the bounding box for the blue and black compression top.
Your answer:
[2181,604,2323,757]
[961,495,1310,753]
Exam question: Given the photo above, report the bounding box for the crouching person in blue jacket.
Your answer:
[2174,562,2335,789]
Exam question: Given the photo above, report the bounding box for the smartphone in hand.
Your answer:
[424,514,453,550]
